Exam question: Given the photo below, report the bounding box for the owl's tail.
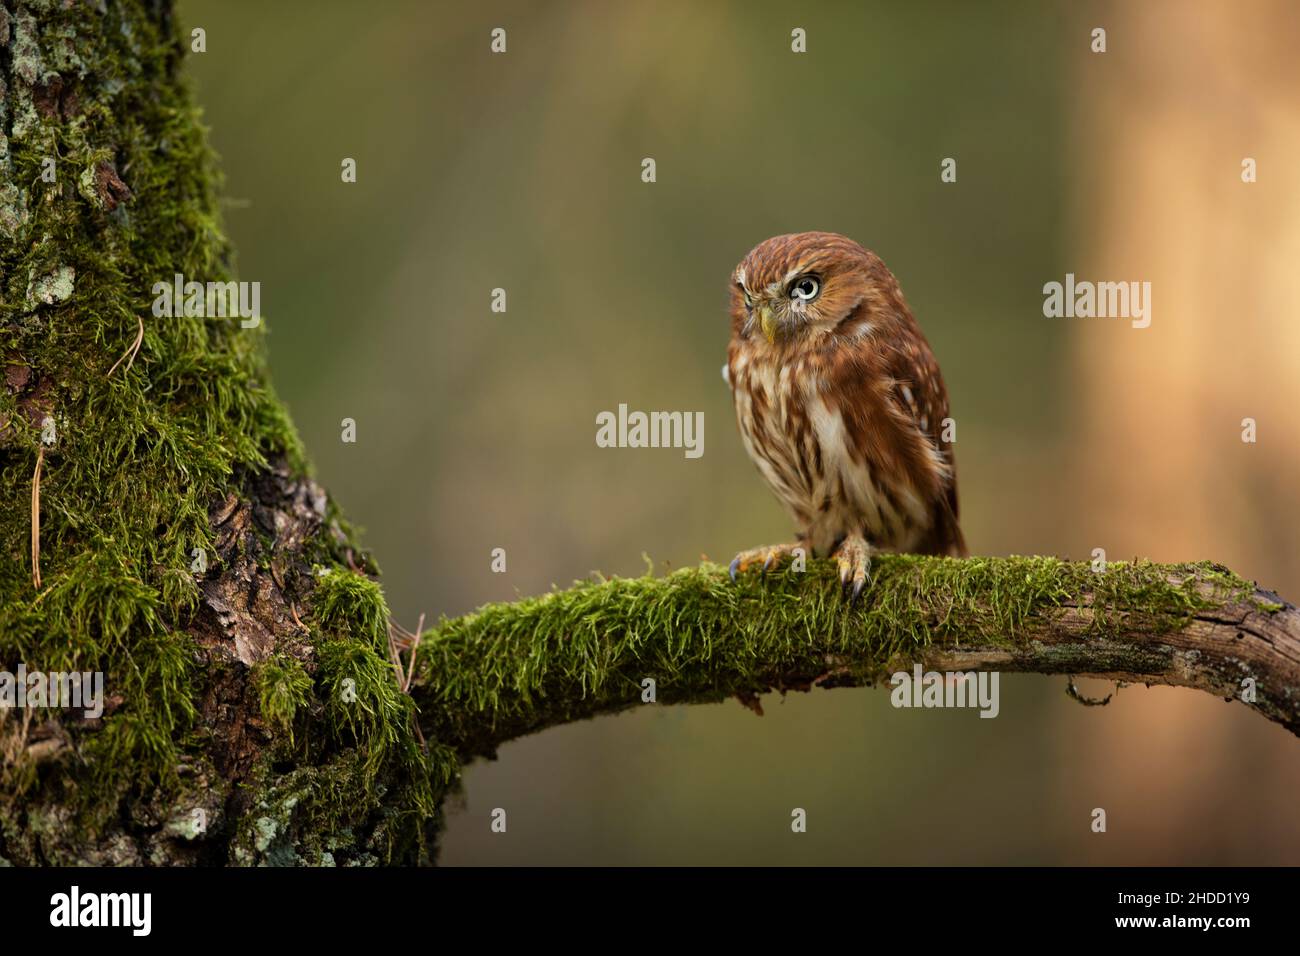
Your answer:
[922,484,968,557]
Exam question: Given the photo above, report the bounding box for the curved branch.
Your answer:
[413,556,1300,755]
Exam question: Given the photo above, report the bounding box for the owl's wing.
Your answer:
[878,325,967,556]
[882,329,951,471]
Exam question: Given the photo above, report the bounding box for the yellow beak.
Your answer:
[759,304,777,344]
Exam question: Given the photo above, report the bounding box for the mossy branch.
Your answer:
[413,556,1300,752]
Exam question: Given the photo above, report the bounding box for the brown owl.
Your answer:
[725,231,966,598]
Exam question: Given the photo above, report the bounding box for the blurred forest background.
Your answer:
[180,0,1300,864]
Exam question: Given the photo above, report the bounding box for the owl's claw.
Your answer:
[834,534,872,603]
[728,541,804,581]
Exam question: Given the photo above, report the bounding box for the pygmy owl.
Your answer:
[725,231,966,598]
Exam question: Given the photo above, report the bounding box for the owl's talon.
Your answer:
[728,541,805,581]
[833,534,872,603]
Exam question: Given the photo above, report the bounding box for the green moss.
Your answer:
[317,639,403,773]
[308,567,440,811]
[255,655,313,743]
[311,568,388,651]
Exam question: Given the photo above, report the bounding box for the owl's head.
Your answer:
[731,231,889,346]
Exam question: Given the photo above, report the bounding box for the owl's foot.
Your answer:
[728,541,806,581]
[833,534,873,602]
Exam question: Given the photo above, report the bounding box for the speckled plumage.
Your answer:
[726,232,965,580]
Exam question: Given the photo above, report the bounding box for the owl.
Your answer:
[725,231,966,598]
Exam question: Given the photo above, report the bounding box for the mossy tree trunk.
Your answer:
[2,2,1297,868]
[0,0,437,866]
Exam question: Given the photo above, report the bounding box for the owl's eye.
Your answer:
[789,276,820,301]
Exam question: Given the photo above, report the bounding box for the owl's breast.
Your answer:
[729,348,931,555]
[729,350,817,516]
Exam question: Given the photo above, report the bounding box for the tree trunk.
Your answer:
[0,0,435,866]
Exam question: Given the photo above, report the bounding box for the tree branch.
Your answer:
[413,556,1300,754]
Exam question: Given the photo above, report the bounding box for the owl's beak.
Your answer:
[758,304,778,344]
